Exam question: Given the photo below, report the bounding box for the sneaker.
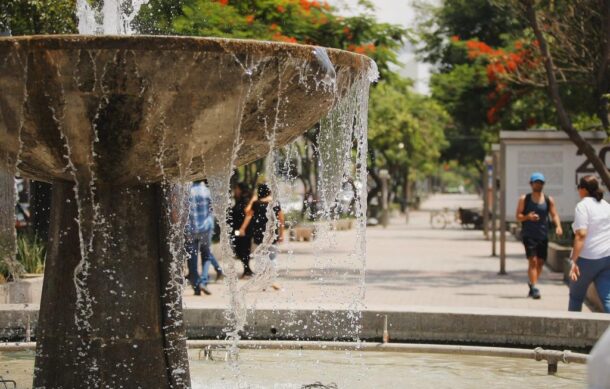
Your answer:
[528,287,541,299]
[240,271,255,280]
[216,271,225,282]
[201,285,212,295]
[194,289,201,296]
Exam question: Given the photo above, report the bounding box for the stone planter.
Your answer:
[0,275,43,304]
[334,219,354,231]
[293,226,315,242]
[547,242,571,273]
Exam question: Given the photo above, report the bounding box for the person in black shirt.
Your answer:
[229,182,254,279]
[515,172,562,299]
[239,183,285,290]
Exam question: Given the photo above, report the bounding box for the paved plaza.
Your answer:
[185,193,586,313]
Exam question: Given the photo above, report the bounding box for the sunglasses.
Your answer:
[531,180,544,184]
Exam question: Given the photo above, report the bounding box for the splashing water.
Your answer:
[77,0,149,35]
[205,51,377,377]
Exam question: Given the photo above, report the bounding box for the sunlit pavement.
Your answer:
[184,193,586,313]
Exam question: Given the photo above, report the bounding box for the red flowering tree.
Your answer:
[452,36,543,124]
[136,0,406,79]
[451,0,610,188]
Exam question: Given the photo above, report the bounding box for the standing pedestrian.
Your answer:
[229,182,254,279]
[568,175,610,312]
[515,172,562,299]
[186,180,224,296]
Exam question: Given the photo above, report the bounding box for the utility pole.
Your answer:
[379,169,390,228]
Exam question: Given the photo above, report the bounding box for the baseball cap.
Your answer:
[530,172,545,183]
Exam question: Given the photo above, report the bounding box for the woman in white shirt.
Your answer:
[569,175,610,312]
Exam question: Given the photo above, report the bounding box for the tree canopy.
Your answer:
[136,0,406,79]
[0,0,77,35]
[417,0,610,169]
[369,77,448,185]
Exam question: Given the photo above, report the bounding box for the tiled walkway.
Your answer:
[184,194,584,312]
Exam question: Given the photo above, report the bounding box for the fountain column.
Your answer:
[34,181,190,388]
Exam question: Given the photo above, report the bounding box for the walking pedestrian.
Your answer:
[515,172,562,299]
[186,180,224,296]
[229,182,254,279]
[568,175,610,312]
[239,183,285,290]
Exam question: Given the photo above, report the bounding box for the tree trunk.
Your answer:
[368,169,382,207]
[595,0,610,130]
[525,0,610,189]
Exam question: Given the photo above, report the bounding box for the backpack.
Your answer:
[524,193,552,227]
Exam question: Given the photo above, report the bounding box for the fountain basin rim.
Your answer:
[0,340,588,364]
[0,34,375,70]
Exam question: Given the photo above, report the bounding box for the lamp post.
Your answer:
[379,169,390,228]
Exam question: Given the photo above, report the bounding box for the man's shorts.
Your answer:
[522,237,548,261]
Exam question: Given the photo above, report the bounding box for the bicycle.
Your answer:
[429,208,459,229]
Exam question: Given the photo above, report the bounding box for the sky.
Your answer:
[330,0,438,94]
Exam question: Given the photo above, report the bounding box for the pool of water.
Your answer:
[0,348,586,388]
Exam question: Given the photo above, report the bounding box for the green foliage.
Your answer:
[0,236,19,280]
[416,0,530,165]
[429,63,491,165]
[437,161,480,193]
[0,234,45,279]
[416,0,523,68]
[133,0,187,34]
[136,0,406,79]
[548,221,574,247]
[16,234,45,274]
[418,0,608,170]
[368,77,449,191]
[0,0,77,35]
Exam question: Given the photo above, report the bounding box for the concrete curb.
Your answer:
[2,305,608,348]
[0,340,589,366]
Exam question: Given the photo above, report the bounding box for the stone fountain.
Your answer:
[0,35,374,387]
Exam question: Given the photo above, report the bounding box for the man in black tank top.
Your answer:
[515,172,562,299]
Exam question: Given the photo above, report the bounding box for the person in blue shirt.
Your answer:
[515,172,562,299]
[186,180,224,295]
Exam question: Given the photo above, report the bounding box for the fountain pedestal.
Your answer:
[35,182,189,388]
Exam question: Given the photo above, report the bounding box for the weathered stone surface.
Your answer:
[0,277,42,304]
[34,181,189,388]
[3,306,608,349]
[184,306,610,349]
[547,242,570,272]
[0,35,373,184]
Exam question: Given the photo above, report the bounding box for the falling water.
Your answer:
[77,0,149,35]
[199,48,378,383]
